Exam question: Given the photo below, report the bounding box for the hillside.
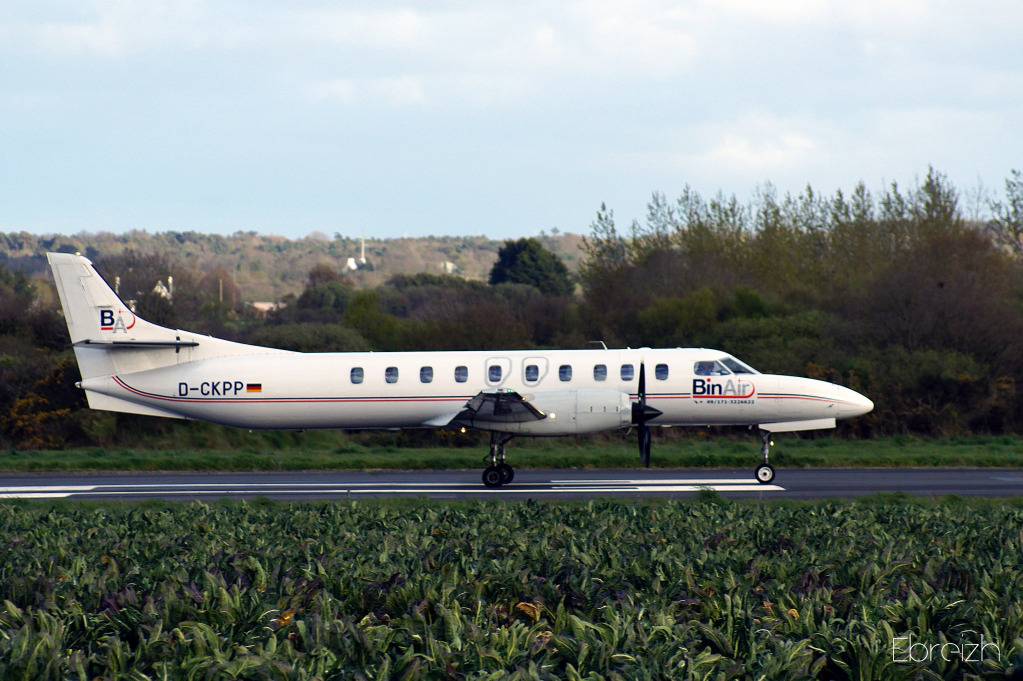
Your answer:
[0,230,586,301]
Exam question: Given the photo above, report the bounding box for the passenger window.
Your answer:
[455,365,468,383]
[524,364,539,383]
[385,366,399,384]
[559,364,572,382]
[593,364,607,381]
[621,364,635,381]
[489,365,503,382]
[694,360,731,376]
[655,363,669,380]
[420,366,433,383]
[350,367,364,384]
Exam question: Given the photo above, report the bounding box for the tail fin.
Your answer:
[46,252,178,345]
[47,252,277,416]
[47,252,196,382]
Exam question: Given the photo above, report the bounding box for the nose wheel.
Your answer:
[482,433,515,487]
[755,431,775,484]
[755,463,775,484]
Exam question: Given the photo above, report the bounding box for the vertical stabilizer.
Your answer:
[46,252,178,345]
[47,252,194,382]
[46,252,283,412]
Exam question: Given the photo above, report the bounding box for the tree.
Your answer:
[988,169,1023,255]
[295,264,352,319]
[306,263,342,288]
[0,265,35,334]
[488,238,573,296]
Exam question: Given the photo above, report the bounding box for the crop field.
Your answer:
[1,498,1022,679]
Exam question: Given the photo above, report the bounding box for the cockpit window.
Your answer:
[721,357,758,374]
[694,360,732,376]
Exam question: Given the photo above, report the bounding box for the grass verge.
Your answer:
[2,435,1022,472]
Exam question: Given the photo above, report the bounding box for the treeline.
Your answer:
[3,168,1023,448]
[581,168,1023,435]
[0,230,585,299]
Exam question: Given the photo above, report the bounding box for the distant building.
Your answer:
[152,276,173,300]
[440,260,458,274]
[248,301,286,319]
[345,237,370,271]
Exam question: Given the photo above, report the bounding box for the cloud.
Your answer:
[1,0,1020,236]
[22,0,258,56]
[705,127,817,172]
[621,115,824,178]
[704,0,934,31]
[36,18,126,56]
[310,76,427,106]
[302,7,432,50]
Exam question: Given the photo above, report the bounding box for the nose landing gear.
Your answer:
[482,433,515,487]
[755,431,775,484]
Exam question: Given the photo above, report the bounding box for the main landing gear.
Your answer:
[755,430,775,484]
[482,433,515,488]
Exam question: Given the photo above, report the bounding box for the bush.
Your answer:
[246,323,371,353]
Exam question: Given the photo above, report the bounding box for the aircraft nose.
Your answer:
[838,387,873,418]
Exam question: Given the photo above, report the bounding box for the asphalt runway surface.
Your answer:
[0,468,1021,501]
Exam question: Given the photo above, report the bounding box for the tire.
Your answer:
[482,466,504,488]
[755,463,775,484]
[497,463,514,485]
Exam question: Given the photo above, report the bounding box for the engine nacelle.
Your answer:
[474,389,632,436]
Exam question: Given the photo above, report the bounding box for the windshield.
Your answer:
[721,356,758,374]
[694,360,731,376]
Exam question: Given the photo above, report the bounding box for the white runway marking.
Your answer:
[0,492,74,499]
[549,478,767,485]
[0,486,98,493]
[0,479,784,498]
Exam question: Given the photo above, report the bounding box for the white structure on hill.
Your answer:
[345,237,369,271]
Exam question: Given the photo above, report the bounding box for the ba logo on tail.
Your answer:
[100,308,136,333]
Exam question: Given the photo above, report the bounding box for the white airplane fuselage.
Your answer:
[78,347,872,433]
[47,249,873,483]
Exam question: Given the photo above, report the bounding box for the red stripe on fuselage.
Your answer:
[112,376,471,404]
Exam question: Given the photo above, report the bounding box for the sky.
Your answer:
[1,1,1021,239]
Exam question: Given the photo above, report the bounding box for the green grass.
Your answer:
[1,497,1021,678]
[3,435,1023,472]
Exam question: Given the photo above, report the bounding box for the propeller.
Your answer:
[631,362,662,467]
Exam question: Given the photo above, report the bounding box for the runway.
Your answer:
[0,468,1020,500]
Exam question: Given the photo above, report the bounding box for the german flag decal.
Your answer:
[246,383,262,393]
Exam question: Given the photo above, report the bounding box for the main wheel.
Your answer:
[482,466,504,488]
[755,463,775,484]
[497,463,514,485]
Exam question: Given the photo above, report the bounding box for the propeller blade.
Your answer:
[638,362,646,406]
[639,425,651,467]
[634,361,654,467]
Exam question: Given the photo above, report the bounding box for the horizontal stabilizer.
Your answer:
[74,339,200,349]
[759,418,836,433]
[84,390,186,419]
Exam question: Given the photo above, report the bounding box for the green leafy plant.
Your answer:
[0,498,1020,678]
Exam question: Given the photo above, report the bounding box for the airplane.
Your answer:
[46,251,873,487]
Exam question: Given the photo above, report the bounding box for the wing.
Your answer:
[459,390,546,423]
[421,390,547,428]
